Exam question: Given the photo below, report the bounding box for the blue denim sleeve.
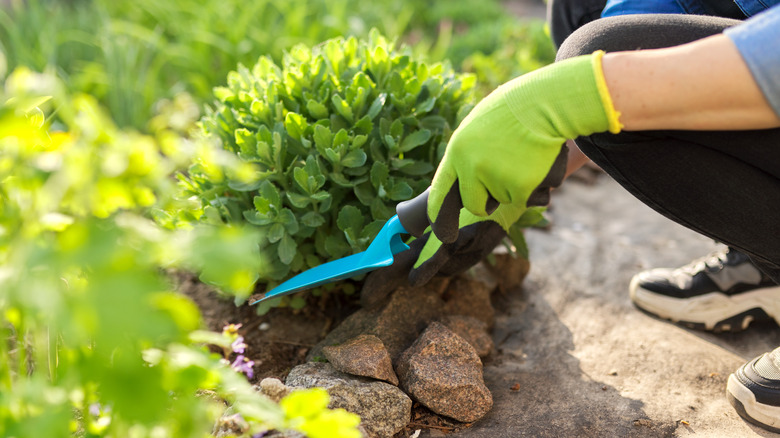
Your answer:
[601,0,685,17]
[724,5,780,117]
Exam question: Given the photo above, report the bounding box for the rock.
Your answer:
[485,252,531,293]
[426,276,453,296]
[440,315,494,358]
[286,362,412,438]
[396,322,493,423]
[213,409,248,437]
[256,377,291,403]
[323,334,399,386]
[442,276,495,329]
[464,261,499,292]
[262,431,305,438]
[308,286,444,363]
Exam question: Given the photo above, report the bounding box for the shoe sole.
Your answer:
[629,276,780,332]
[727,373,780,433]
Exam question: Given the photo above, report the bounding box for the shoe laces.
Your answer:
[679,247,731,276]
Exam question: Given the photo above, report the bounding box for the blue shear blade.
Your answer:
[252,251,390,303]
[250,215,410,304]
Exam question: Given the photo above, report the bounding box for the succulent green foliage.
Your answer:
[188,29,476,287]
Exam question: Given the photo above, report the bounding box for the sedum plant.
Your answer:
[183,29,476,297]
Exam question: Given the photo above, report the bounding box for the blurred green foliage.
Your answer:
[0,67,360,437]
[0,0,553,132]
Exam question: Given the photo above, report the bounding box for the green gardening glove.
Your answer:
[429,51,622,244]
[360,204,524,309]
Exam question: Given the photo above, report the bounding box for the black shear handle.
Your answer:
[396,186,502,238]
[395,188,431,238]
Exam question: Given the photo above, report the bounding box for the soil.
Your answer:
[177,271,480,436]
[177,272,360,381]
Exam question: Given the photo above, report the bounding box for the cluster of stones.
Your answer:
[258,253,529,438]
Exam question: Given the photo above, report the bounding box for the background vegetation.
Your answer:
[0,0,553,131]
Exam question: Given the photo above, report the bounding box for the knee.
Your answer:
[556,17,628,61]
[557,14,740,61]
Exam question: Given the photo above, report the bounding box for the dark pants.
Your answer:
[550,10,780,281]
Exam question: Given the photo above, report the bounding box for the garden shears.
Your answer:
[250,189,432,305]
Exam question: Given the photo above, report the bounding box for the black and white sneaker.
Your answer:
[629,247,780,332]
[728,347,780,433]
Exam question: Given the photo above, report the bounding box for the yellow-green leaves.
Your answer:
[281,389,362,438]
[0,73,304,437]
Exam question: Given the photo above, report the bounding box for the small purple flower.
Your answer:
[251,432,269,438]
[89,403,101,417]
[231,336,247,355]
[231,354,255,379]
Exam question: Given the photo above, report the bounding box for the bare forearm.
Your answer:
[602,34,780,131]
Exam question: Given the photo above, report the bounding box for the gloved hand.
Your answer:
[360,143,568,309]
[429,51,622,243]
[361,51,621,308]
[360,205,517,308]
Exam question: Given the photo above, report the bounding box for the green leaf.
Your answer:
[286,191,311,208]
[414,97,436,115]
[514,207,547,228]
[244,210,273,226]
[228,178,263,192]
[313,124,333,152]
[289,296,307,309]
[278,234,298,264]
[366,93,386,120]
[305,254,321,268]
[254,195,272,214]
[370,198,394,220]
[268,223,285,243]
[324,234,350,258]
[277,208,300,234]
[285,112,308,141]
[383,134,396,150]
[318,147,337,165]
[360,220,385,241]
[390,119,403,138]
[307,100,329,119]
[392,159,434,176]
[333,128,349,149]
[370,161,389,189]
[336,205,364,234]
[353,115,373,135]
[341,150,367,168]
[399,129,431,153]
[331,94,354,123]
[352,135,368,150]
[387,181,413,201]
[420,115,447,131]
[310,191,331,202]
[294,167,312,194]
[260,181,282,208]
[235,128,257,156]
[330,172,351,187]
[353,182,375,206]
[508,224,530,259]
[301,212,326,228]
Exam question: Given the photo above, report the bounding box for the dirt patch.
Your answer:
[177,270,494,436]
[176,272,361,381]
